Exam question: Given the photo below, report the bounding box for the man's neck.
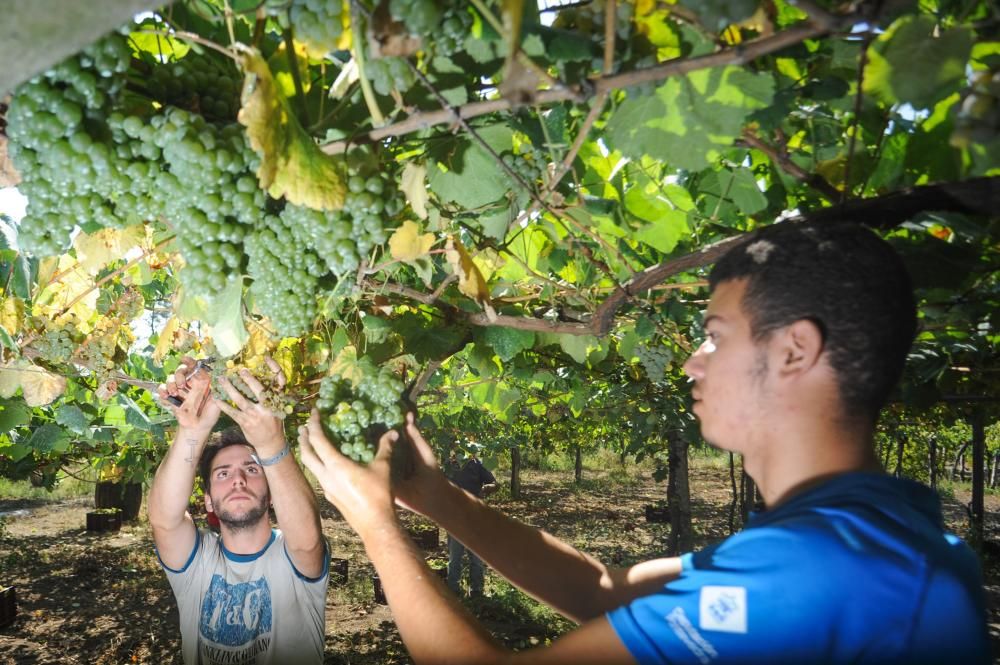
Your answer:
[219,519,273,555]
[746,418,880,509]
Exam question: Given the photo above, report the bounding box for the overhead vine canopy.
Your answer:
[0,0,997,478]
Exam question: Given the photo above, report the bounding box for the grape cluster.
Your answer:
[636,343,673,383]
[500,147,550,189]
[146,53,242,122]
[30,322,82,364]
[246,153,399,336]
[316,358,404,463]
[245,212,326,336]
[288,0,345,56]
[951,68,1000,149]
[6,31,262,295]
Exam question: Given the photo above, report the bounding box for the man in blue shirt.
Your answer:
[297,220,990,664]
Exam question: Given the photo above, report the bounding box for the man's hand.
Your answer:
[481,483,498,498]
[157,357,220,435]
[391,413,453,518]
[214,358,287,456]
[298,410,397,535]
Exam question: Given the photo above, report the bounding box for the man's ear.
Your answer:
[776,319,824,377]
[204,492,214,513]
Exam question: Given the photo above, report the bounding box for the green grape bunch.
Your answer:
[636,342,673,383]
[315,357,405,463]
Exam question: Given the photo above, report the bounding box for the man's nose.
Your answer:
[683,342,707,381]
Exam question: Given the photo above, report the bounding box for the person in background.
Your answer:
[297,221,990,664]
[444,442,498,598]
[148,358,329,665]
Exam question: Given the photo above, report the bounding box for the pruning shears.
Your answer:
[165,357,215,412]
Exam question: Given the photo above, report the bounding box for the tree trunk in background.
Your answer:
[928,435,938,491]
[952,440,970,480]
[509,445,521,500]
[881,436,892,471]
[666,434,693,556]
[971,408,985,545]
[894,434,906,478]
[728,452,737,534]
[741,462,757,525]
[574,445,583,485]
[990,452,999,489]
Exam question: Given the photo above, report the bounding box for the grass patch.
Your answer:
[0,472,96,503]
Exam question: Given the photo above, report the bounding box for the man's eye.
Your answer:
[248,466,260,474]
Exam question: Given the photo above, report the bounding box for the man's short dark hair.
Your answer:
[709,221,917,425]
[198,428,258,491]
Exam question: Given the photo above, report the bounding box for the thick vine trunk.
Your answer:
[928,435,938,491]
[727,452,737,534]
[509,445,521,500]
[952,440,971,480]
[666,434,693,556]
[894,434,906,478]
[971,409,985,544]
[574,445,582,485]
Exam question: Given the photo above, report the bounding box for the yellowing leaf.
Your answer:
[237,46,347,211]
[1,297,25,337]
[328,345,365,386]
[0,360,24,398]
[33,255,99,330]
[153,316,181,364]
[74,227,145,275]
[445,236,493,311]
[20,363,66,406]
[400,162,429,219]
[389,221,436,263]
[240,321,278,375]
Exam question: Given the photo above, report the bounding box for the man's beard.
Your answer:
[214,490,270,532]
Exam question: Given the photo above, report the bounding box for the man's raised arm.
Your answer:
[148,361,221,570]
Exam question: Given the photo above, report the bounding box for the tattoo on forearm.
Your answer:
[183,438,199,466]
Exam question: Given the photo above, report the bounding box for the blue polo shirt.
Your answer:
[607,473,989,664]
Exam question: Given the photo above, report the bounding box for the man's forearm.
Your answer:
[265,447,325,574]
[434,482,681,622]
[148,427,210,529]
[362,518,506,665]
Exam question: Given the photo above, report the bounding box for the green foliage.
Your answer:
[0,0,997,484]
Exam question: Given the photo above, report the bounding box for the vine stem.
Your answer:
[320,16,855,155]
[350,3,385,127]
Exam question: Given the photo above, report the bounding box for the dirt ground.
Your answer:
[1,459,998,664]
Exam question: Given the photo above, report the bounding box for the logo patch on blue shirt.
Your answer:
[699,585,747,634]
[200,575,273,646]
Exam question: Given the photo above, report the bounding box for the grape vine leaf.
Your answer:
[55,404,90,434]
[34,255,99,329]
[0,400,30,431]
[389,221,436,263]
[400,162,429,220]
[237,47,347,211]
[205,277,249,358]
[427,125,515,209]
[606,67,774,171]
[445,236,493,314]
[476,326,535,362]
[864,15,973,110]
[27,423,67,453]
[19,363,67,407]
[74,227,145,275]
[329,345,364,385]
[153,316,181,364]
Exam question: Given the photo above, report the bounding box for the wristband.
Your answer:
[253,444,290,467]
